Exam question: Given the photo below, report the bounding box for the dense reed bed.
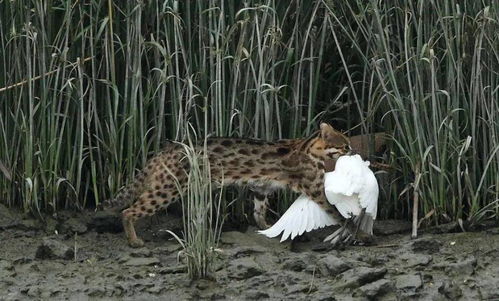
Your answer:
[0,0,497,226]
[323,0,498,225]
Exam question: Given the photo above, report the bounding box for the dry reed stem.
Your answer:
[0,57,93,93]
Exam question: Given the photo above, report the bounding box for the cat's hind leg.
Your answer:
[122,174,185,248]
[251,185,276,229]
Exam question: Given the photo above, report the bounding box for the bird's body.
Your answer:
[324,154,378,236]
[259,154,379,244]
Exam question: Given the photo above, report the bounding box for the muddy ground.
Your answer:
[1,204,498,300]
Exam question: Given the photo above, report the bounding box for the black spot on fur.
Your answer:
[311,191,321,198]
[277,147,290,155]
[238,149,249,155]
[244,161,254,167]
[260,168,277,175]
[261,152,275,160]
[281,159,296,168]
[306,174,316,182]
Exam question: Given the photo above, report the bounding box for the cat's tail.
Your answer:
[99,171,146,211]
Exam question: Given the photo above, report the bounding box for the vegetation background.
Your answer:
[1,0,498,228]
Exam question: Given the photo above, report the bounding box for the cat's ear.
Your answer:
[320,123,345,145]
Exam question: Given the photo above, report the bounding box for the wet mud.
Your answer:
[1,204,498,300]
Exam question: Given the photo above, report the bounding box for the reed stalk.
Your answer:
[0,0,497,228]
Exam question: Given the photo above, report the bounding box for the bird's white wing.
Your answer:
[259,194,339,242]
[326,192,362,219]
[358,164,379,219]
[306,202,316,232]
[290,201,307,240]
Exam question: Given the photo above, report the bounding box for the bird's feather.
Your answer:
[258,194,339,241]
[260,154,379,243]
[358,167,379,218]
[324,154,378,220]
[327,192,362,219]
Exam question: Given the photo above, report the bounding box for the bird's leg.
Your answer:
[337,209,367,246]
[324,217,353,246]
[325,210,373,247]
[338,216,358,246]
[351,209,375,245]
[353,209,366,239]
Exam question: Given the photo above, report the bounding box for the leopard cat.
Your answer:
[103,123,352,248]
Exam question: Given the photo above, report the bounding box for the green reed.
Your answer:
[323,0,498,224]
[0,0,497,228]
[169,127,224,279]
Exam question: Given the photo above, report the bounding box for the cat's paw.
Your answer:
[128,238,145,248]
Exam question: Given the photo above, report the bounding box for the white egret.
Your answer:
[259,154,379,245]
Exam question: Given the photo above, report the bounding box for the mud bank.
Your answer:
[1,205,498,300]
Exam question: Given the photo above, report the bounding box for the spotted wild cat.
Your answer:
[103,123,352,248]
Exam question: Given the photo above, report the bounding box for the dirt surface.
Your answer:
[1,204,499,300]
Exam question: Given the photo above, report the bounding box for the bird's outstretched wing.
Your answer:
[258,194,339,242]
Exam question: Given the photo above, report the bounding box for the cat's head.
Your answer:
[308,123,351,161]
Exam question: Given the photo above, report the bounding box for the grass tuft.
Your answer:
[167,126,224,280]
